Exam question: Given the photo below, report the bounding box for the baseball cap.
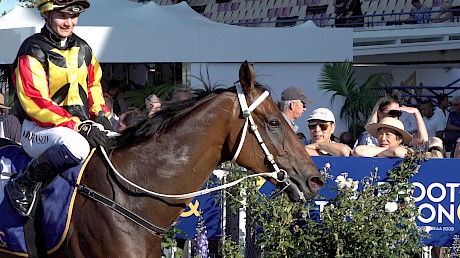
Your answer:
[281,86,311,105]
[308,108,335,123]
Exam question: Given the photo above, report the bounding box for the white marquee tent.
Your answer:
[0,0,353,135]
[0,0,352,64]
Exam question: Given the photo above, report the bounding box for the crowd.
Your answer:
[332,0,455,27]
[278,86,459,160]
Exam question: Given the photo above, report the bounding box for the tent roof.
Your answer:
[0,0,352,64]
[0,5,43,29]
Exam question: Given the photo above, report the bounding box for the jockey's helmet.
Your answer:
[36,0,90,14]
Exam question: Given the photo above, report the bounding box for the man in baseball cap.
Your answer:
[304,108,351,156]
[279,86,311,133]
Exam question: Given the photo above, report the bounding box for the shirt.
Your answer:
[13,25,109,129]
[282,112,298,133]
[413,6,431,23]
[434,106,449,128]
[423,113,444,137]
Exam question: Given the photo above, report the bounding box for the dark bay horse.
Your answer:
[20,61,322,257]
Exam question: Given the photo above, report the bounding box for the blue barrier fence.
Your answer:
[176,156,460,247]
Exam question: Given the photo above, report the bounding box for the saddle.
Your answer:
[0,145,90,256]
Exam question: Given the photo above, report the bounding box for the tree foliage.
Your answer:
[318,61,393,139]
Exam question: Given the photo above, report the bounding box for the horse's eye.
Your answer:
[268,120,280,128]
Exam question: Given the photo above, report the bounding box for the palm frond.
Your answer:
[318,61,394,139]
[318,61,357,105]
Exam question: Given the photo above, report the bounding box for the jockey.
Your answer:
[7,0,112,217]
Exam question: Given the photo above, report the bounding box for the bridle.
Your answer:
[101,83,290,197]
[74,84,295,235]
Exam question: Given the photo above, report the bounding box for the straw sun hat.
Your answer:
[366,117,412,145]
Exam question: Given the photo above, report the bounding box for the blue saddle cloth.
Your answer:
[0,145,85,255]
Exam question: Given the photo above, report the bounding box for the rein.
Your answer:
[98,84,289,200]
[75,85,292,235]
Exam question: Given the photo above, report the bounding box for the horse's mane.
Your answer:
[113,82,271,149]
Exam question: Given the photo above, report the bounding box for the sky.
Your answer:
[0,0,22,15]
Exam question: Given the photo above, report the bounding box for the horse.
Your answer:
[7,61,323,257]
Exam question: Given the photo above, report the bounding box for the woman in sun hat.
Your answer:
[354,95,427,147]
[353,117,413,158]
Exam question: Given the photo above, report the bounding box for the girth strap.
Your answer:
[77,184,167,235]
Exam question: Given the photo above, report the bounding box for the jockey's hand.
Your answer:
[95,112,113,131]
[77,121,110,149]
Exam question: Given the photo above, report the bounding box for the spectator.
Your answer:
[444,96,460,152]
[339,131,354,149]
[425,136,446,158]
[279,86,311,133]
[146,93,162,117]
[454,137,460,158]
[343,0,364,27]
[297,132,308,145]
[355,95,427,147]
[304,108,351,156]
[434,94,449,128]
[118,108,148,133]
[333,0,347,27]
[420,99,444,138]
[0,93,20,145]
[103,93,119,131]
[3,114,21,144]
[353,117,412,158]
[434,0,453,23]
[107,80,128,116]
[409,0,431,24]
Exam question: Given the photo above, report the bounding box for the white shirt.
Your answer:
[423,113,444,137]
[434,106,449,128]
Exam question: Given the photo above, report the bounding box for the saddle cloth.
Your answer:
[0,145,88,256]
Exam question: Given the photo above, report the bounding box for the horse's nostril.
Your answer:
[309,177,324,188]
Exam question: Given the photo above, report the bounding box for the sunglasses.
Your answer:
[308,123,330,131]
[452,103,460,107]
[383,110,402,118]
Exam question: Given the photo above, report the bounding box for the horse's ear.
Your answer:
[239,60,255,94]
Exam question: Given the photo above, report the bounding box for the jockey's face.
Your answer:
[47,11,79,38]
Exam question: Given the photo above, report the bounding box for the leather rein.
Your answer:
[71,84,292,236]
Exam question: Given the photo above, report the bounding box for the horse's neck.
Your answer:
[132,93,236,195]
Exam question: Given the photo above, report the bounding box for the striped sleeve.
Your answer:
[14,55,80,129]
[87,54,110,118]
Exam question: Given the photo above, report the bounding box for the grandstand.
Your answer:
[149,0,460,28]
[144,0,460,68]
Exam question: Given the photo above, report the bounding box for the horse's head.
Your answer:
[227,61,324,202]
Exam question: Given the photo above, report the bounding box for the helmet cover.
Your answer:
[36,0,90,14]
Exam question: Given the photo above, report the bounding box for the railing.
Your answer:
[385,78,460,106]
[231,8,460,28]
